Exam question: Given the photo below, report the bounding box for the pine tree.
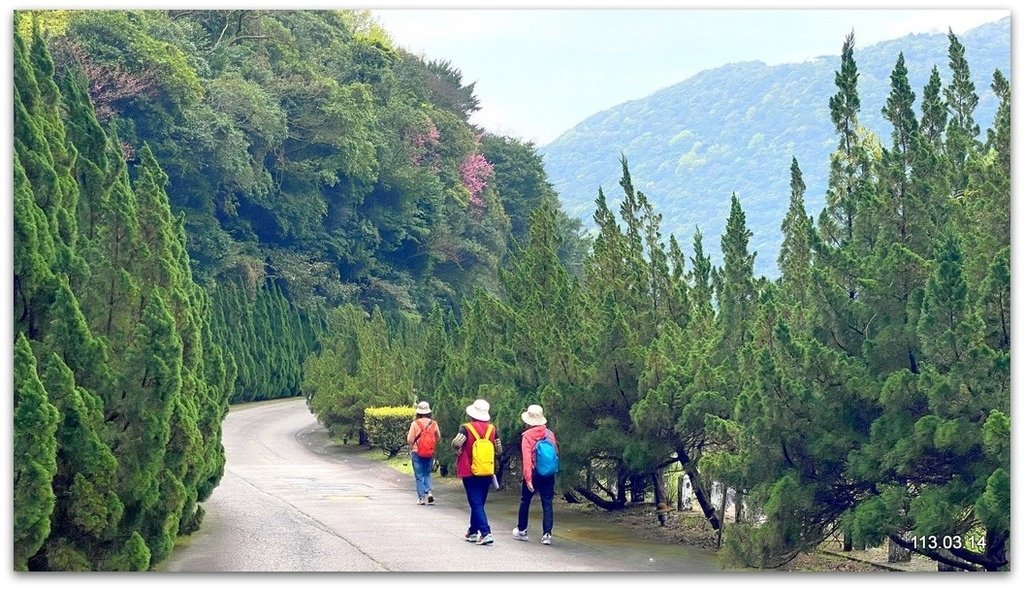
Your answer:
[943,29,981,196]
[920,66,947,151]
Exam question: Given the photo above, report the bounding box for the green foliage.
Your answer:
[304,305,418,441]
[13,20,231,570]
[542,18,1009,278]
[16,8,1010,573]
[38,9,553,317]
[13,334,60,571]
[364,406,416,458]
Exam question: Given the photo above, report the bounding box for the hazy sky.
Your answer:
[372,4,1009,146]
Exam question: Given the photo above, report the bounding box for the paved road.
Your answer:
[157,397,729,573]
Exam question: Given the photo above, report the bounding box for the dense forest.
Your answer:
[12,8,586,570]
[13,9,1009,573]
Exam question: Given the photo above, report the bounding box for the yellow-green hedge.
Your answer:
[364,406,416,458]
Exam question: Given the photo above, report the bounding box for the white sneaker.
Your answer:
[541,533,552,545]
[476,533,494,545]
[512,527,529,541]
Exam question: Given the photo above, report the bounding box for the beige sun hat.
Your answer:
[521,404,547,426]
[465,399,491,422]
[415,401,432,415]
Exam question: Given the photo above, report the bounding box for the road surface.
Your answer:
[157,397,729,573]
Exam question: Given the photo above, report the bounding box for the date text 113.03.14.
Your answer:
[910,535,986,551]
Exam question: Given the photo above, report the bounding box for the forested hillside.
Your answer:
[13,9,1010,573]
[27,9,588,316]
[12,8,585,570]
[540,17,1009,277]
[302,26,1010,572]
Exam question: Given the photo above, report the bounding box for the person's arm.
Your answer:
[521,433,536,489]
[407,421,420,447]
[451,425,467,451]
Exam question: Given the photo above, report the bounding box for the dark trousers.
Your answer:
[462,475,492,535]
[517,474,555,535]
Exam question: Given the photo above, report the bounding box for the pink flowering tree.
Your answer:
[409,123,441,172]
[460,153,493,208]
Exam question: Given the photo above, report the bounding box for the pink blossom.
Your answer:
[410,124,441,171]
[460,153,493,207]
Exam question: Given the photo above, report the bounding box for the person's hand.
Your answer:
[527,482,534,492]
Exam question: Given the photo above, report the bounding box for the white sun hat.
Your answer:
[415,401,432,415]
[465,399,491,422]
[521,404,547,426]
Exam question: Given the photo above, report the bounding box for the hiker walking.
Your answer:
[452,399,502,546]
[512,404,559,545]
[407,401,440,505]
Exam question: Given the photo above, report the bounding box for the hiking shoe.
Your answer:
[464,532,479,543]
[541,533,552,545]
[512,527,529,541]
[426,493,434,504]
[476,533,494,545]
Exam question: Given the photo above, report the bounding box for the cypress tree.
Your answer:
[13,151,57,339]
[38,351,122,570]
[13,334,59,571]
[108,293,182,562]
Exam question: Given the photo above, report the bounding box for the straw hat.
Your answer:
[521,404,547,426]
[415,401,432,415]
[465,399,491,422]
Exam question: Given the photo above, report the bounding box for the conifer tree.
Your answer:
[38,351,122,570]
[814,31,875,355]
[13,334,60,572]
[13,152,57,339]
[944,29,981,196]
[777,158,814,332]
[920,66,947,151]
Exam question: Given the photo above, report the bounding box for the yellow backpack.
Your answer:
[466,423,495,476]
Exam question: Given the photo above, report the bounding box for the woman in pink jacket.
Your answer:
[512,404,558,545]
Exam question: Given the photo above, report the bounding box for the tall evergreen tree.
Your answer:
[920,66,948,151]
[13,334,60,572]
[943,29,981,196]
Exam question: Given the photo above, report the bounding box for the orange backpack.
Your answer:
[414,419,438,459]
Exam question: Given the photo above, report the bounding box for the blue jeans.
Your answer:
[462,475,492,535]
[411,454,433,498]
[517,474,555,535]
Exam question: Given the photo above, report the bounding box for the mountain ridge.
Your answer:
[540,17,1010,277]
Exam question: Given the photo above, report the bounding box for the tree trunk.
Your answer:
[562,489,583,504]
[674,446,720,530]
[652,472,667,526]
[573,485,627,510]
[843,530,853,552]
[734,490,743,523]
[887,535,911,563]
[716,484,729,548]
[676,475,684,511]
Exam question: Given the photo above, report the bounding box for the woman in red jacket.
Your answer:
[451,399,503,546]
